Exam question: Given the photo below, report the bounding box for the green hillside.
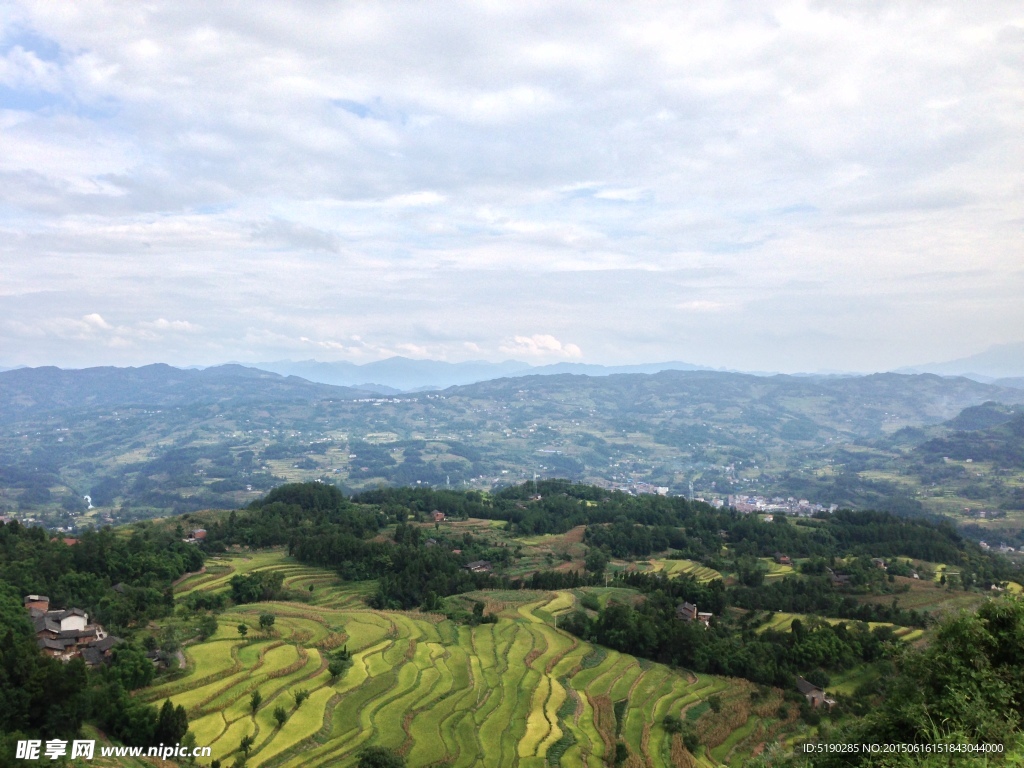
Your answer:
[5,366,1024,533]
[158,551,775,768]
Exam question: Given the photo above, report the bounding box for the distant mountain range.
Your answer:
[899,341,1024,382]
[245,357,708,391]
[0,363,375,423]
[4,363,1024,523]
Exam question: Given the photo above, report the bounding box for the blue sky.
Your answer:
[0,2,1022,372]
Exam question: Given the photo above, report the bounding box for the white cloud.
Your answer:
[500,334,583,359]
[82,312,112,330]
[0,2,1021,370]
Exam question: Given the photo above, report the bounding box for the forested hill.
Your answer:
[916,411,1024,468]
[451,369,1024,438]
[0,364,372,422]
[4,365,1024,525]
[199,480,1014,608]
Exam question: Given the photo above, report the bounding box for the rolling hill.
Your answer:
[3,365,1024,529]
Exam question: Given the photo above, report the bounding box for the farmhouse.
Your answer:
[773,552,792,566]
[464,560,493,573]
[827,568,852,587]
[184,528,207,544]
[25,594,120,665]
[676,602,697,621]
[796,676,836,709]
[431,510,446,523]
[676,602,712,626]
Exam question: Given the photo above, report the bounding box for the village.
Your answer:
[24,594,122,667]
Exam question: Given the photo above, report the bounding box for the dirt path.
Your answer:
[172,565,206,587]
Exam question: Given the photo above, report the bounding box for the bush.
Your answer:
[357,746,406,768]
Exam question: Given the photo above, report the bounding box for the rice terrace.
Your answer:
[152,551,783,767]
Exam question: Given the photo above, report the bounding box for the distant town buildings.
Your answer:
[719,495,838,516]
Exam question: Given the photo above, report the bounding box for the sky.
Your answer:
[1,1,1022,373]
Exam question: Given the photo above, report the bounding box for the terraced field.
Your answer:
[159,552,780,767]
[758,558,795,580]
[754,612,924,642]
[643,558,722,583]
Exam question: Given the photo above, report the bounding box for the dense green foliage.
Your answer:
[357,745,406,768]
[0,520,202,629]
[0,519,199,755]
[0,586,188,758]
[0,588,87,740]
[558,572,893,687]
[361,482,1010,587]
[797,596,1024,765]
[5,365,1024,526]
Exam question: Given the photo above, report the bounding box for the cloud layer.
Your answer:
[1,2,1022,371]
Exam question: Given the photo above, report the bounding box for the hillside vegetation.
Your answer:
[164,552,777,768]
[4,367,1024,535]
[5,480,1024,767]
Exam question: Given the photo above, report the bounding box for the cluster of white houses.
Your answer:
[24,594,121,666]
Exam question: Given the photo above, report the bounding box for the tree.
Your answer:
[237,623,248,638]
[585,548,609,576]
[249,690,262,714]
[239,734,254,756]
[109,643,155,690]
[154,700,189,745]
[328,658,348,681]
[294,689,310,709]
[258,613,276,632]
[273,705,287,728]
[357,746,406,768]
[198,614,219,640]
[614,742,629,765]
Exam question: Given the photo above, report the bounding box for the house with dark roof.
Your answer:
[827,568,852,587]
[90,635,122,654]
[796,676,836,709]
[38,637,75,658]
[464,560,492,573]
[24,595,50,612]
[81,635,123,666]
[676,602,698,621]
[80,647,105,666]
[25,595,110,663]
[676,601,712,626]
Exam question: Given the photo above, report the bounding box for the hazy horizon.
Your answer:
[2,3,1022,372]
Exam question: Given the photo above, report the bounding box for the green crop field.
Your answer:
[151,551,791,767]
[644,558,722,583]
[758,558,795,580]
[753,611,922,642]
